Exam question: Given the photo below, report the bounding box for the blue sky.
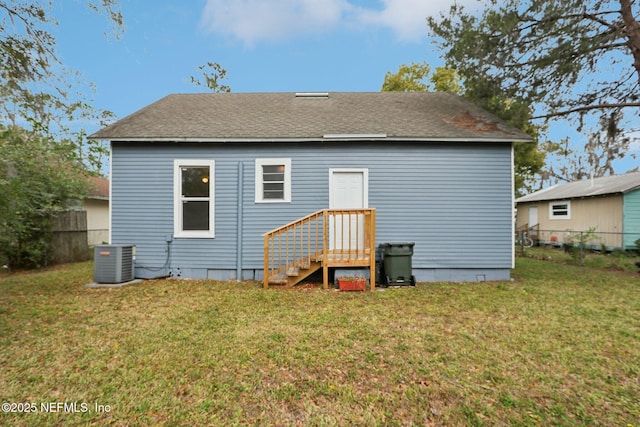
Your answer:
[53,0,471,123]
[51,0,638,178]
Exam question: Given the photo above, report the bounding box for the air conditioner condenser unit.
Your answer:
[93,244,135,284]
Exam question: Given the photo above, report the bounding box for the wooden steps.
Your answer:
[268,260,323,287]
[263,209,376,290]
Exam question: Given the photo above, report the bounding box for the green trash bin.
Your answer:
[381,242,415,286]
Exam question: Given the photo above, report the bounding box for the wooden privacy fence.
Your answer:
[50,210,91,264]
[263,208,376,289]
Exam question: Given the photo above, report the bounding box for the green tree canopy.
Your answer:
[382,62,545,196]
[190,62,231,93]
[381,62,431,92]
[0,126,91,268]
[428,0,640,188]
[381,62,462,93]
[0,1,122,171]
[428,0,640,122]
[0,1,123,269]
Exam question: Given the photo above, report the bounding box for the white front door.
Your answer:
[329,169,368,250]
[528,206,538,228]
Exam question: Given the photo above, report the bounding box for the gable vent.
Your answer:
[295,92,329,98]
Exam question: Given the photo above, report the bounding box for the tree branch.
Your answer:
[503,41,628,70]
[533,102,640,119]
[619,0,640,84]
[517,9,621,33]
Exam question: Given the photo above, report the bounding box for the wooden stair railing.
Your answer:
[263,209,376,290]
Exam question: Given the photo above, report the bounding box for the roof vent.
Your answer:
[295,92,329,98]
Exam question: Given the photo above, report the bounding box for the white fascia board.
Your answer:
[100,136,531,143]
[323,133,387,140]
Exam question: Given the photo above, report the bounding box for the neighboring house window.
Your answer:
[255,158,291,203]
[549,201,571,219]
[174,160,215,238]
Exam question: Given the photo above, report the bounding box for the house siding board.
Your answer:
[374,144,512,269]
[623,189,640,249]
[112,141,513,279]
[577,197,622,249]
[111,144,214,276]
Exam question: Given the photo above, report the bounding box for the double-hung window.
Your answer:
[549,201,570,219]
[255,158,291,203]
[174,160,215,238]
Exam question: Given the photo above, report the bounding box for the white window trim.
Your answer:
[173,159,215,238]
[549,200,571,220]
[255,158,292,203]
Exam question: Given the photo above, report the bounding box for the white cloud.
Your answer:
[354,0,454,41]
[200,0,350,45]
[200,0,477,46]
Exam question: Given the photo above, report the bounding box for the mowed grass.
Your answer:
[1,259,639,426]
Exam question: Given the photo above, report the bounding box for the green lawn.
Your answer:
[1,259,639,426]
[519,244,640,272]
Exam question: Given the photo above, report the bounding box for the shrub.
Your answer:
[0,127,91,269]
[563,227,600,264]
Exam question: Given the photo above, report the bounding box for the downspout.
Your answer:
[511,142,515,270]
[236,162,244,281]
[108,143,113,244]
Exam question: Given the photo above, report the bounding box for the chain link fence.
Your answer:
[515,228,640,266]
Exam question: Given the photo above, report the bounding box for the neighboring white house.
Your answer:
[84,176,110,246]
[515,172,640,250]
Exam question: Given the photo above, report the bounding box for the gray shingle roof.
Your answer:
[90,92,533,142]
[516,172,640,203]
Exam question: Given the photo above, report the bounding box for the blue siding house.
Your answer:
[90,92,532,285]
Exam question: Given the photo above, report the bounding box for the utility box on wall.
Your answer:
[93,244,135,284]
